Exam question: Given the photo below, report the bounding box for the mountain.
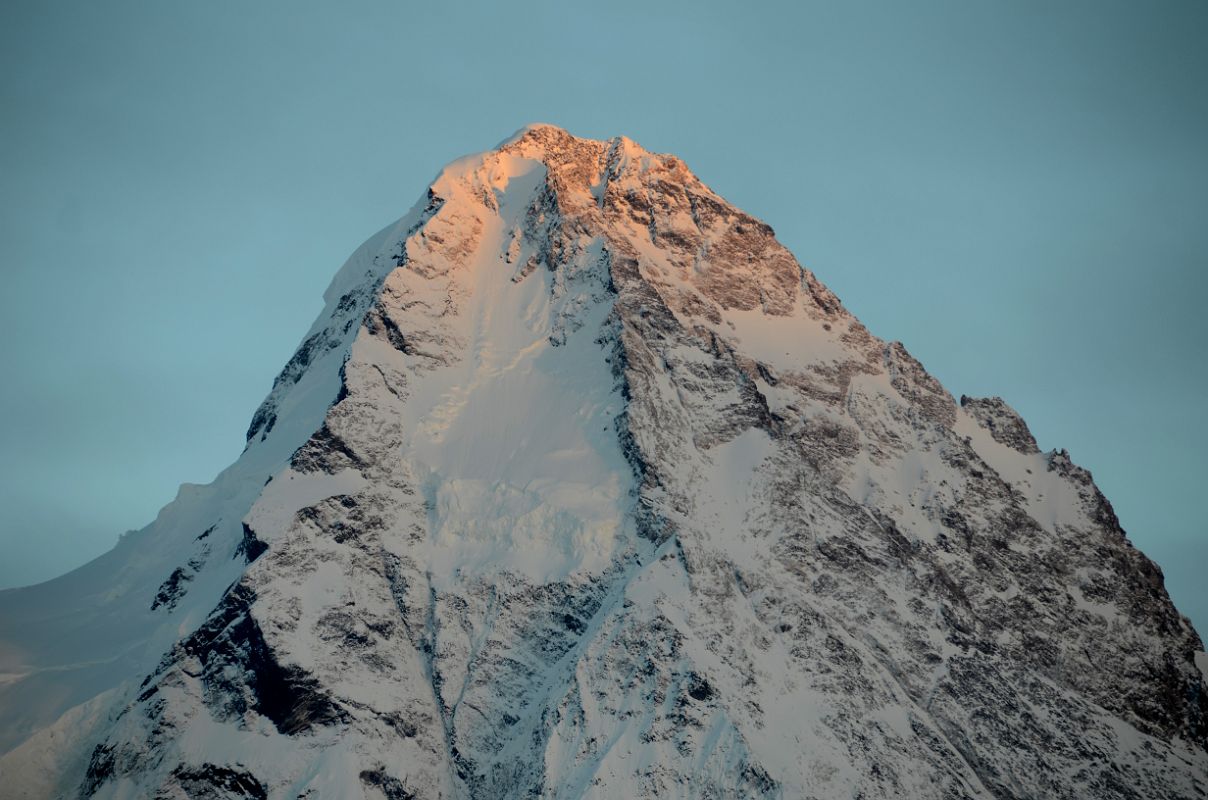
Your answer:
[1,124,1205,799]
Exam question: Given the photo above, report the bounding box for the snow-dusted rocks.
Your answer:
[1,124,1205,799]
[959,395,1039,454]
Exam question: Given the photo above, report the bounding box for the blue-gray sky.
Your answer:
[2,1,1205,633]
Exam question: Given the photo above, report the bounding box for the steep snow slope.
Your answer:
[1,125,1205,799]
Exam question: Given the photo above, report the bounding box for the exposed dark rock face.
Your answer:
[150,568,193,612]
[235,523,268,564]
[167,763,268,800]
[1,125,1203,799]
[961,395,1040,454]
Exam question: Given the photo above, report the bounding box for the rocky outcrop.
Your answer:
[961,395,1040,454]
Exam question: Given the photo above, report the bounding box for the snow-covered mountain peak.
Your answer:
[1,128,1204,799]
[493,121,577,148]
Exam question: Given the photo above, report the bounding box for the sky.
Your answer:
[1,1,1205,633]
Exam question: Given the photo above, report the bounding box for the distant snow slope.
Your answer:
[1,125,1204,799]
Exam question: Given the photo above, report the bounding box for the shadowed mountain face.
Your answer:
[1,125,1204,799]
